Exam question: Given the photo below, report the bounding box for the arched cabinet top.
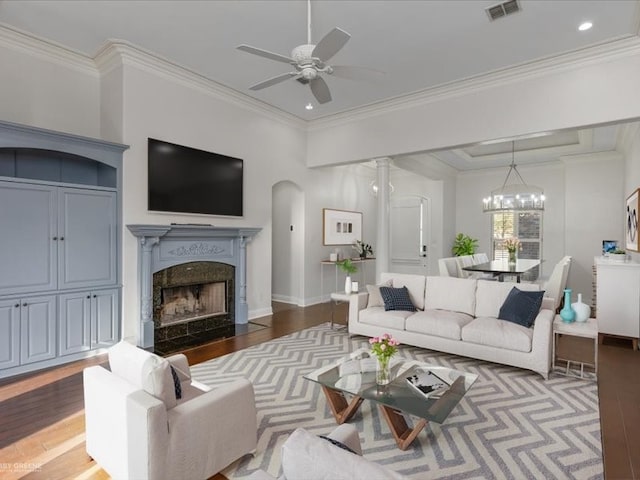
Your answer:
[0,120,128,169]
[0,120,128,188]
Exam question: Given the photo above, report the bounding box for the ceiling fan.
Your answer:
[236,0,383,104]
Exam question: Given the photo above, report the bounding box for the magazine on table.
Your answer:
[405,368,450,399]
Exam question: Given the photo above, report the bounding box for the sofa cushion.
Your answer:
[462,317,534,352]
[475,281,540,318]
[380,286,416,312]
[365,279,392,308]
[380,273,426,310]
[281,428,407,480]
[405,310,474,340]
[360,307,412,330]
[499,287,545,328]
[424,276,477,316]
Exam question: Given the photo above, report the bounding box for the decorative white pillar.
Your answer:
[375,157,391,281]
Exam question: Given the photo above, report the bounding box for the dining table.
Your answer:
[462,258,541,283]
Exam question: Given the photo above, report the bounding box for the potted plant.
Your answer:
[352,240,373,259]
[609,249,626,261]
[336,258,357,293]
[451,233,479,256]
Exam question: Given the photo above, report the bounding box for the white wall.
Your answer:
[564,153,624,302]
[0,39,100,137]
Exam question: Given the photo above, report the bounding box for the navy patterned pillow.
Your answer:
[379,286,416,312]
[498,287,544,328]
[318,435,357,455]
[170,365,182,400]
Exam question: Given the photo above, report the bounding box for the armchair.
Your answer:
[83,341,257,480]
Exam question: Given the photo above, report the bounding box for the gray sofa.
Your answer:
[348,273,554,378]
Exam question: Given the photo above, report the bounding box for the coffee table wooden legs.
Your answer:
[320,385,427,450]
[379,405,428,451]
[321,385,364,424]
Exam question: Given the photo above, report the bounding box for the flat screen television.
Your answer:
[148,138,243,217]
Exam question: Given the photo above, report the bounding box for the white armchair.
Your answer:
[83,341,257,480]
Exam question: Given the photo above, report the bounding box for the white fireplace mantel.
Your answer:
[127,224,261,349]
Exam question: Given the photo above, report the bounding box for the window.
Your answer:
[492,211,543,280]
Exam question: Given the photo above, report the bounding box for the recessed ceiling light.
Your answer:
[305,103,313,110]
[578,21,593,31]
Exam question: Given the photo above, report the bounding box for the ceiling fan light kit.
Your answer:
[236,0,382,104]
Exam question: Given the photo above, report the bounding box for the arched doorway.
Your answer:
[272,181,305,305]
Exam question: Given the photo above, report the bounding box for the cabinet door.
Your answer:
[58,292,91,355]
[91,289,118,348]
[20,295,57,365]
[0,299,20,369]
[597,265,640,338]
[58,189,116,289]
[0,181,57,296]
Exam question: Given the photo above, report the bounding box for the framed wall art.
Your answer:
[323,208,363,246]
[626,188,639,252]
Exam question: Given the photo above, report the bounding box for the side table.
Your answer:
[552,315,598,380]
[329,292,353,330]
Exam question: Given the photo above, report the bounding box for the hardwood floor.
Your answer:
[0,302,638,479]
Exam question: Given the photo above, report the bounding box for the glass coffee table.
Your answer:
[304,348,478,450]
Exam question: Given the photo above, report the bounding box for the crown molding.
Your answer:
[93,40,306,130]
[308,35,640,132]
[0,23,97,76]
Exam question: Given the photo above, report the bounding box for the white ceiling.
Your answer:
[0,0,639,168]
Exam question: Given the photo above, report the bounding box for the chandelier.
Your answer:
[482,141,545,213]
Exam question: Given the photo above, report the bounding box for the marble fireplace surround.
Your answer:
[127,224,261,349]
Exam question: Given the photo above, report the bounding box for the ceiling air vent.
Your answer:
[486,0,520,21]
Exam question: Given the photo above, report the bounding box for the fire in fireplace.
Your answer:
[159,281,227,326]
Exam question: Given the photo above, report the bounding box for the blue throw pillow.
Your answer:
[498,287,545,328]
[379,286,416,312]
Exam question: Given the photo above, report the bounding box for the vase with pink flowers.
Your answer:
[502,237,521,265]
[369,333,399,385]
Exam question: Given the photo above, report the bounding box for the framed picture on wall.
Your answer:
[626,189,639,252]
[323,208,363,246]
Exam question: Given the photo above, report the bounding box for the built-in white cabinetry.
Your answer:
[595,257,640,350]
[0,119,127,379]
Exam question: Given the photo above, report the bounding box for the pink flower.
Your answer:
[382,333,390,340]
[369,337,378,344]
[389,339,399,346]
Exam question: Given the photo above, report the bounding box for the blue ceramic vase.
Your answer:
[559,288,576,323]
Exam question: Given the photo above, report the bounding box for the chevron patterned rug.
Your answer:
[190,324,603,480]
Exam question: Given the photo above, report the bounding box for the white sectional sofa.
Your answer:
[348,273,554,378]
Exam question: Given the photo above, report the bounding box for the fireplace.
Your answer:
[127,224,261,350]
[153,261,235,347]
[159,282,227,326]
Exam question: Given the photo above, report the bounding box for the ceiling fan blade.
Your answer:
[330,65,386,81]
[309,77,332,104]
[249,72,299,91]
[236,44,293,64]
[312,28,351,62]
